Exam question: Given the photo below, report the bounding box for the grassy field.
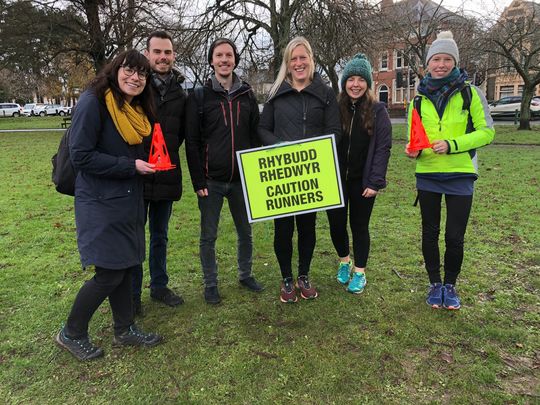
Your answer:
[0,126,538,404]
[0,116,68,130]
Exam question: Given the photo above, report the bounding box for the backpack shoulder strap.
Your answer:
[194,86,205,137]
[461,84,472,112]
[461,84,475,133]
[194,86,204,118]
[413,95,422,117]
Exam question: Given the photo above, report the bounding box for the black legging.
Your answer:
[327,179,376,268]
[418,190,473,285]
[65,266,136,339]
[274,212,317,279]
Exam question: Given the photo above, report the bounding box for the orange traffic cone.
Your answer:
[408,108,432,151]
[148,123,176,171]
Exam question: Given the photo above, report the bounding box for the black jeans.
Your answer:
[132,200,173,296]
[418,190,473,285]
[327,179,376,268]
[65,266,135,339]
[274,212,317,280]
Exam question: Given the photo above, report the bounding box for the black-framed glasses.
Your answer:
[121,65,149,80]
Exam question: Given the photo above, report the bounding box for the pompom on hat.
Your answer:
[341,53,373,90]
[426,31,459,65]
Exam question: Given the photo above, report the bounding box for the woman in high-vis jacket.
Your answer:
[405,31,494,310]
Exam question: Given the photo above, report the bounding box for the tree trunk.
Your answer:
[83,0,106,71]
[518,86,534,130]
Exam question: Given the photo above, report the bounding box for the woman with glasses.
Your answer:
[56,50,163,361]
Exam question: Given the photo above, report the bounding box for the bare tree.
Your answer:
[297,0,379,93]
[203,0,309,77]
[483,3,540,130]
[379,0,470,79]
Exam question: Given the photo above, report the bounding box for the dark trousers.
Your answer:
[132,200,173,296]
[65,266,135,339]
[274,212,317,280]
[327,179,376,268]
[198,180,252,288]
[418,190,473,285]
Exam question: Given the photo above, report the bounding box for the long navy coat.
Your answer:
[69,90,147,270]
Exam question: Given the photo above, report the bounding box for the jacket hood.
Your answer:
[271,72,330,104]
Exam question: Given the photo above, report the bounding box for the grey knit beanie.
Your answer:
[340,53,373,90]
[426,31,459,65]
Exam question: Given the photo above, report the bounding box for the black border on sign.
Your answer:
[236,134,344,223]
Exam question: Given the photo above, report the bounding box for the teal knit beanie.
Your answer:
[341,53,373,90]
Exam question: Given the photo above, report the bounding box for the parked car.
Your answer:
[33,104,48,116]
[40,104,69,116]
[0,103,23,117]
[34,104,70,117]
[22,103,45,116]
[489,96,540,119]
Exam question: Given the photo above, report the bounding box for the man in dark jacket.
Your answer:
[132,31,186,314]
[185,38,263,304]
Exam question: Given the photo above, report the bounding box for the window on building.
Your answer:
[395,50,405,69]
[380,52,388,71]
[378,85,389,105]
[517,85,524,95]
[395,50,414,70]
[499,85,514,99]
[393,80,414,105]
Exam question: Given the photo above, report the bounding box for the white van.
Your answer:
[0,103,23,117]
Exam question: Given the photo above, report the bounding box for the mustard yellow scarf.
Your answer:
[105,89,151,145]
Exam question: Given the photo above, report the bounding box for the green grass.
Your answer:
[392,123,540,145]
[0,127,538,404]
[0,116,67,130]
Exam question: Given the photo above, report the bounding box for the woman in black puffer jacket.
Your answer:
[258,36,341,303]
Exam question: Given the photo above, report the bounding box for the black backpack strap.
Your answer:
[461,84,475,134]
[461,85,472,111]
[413,95,422,117]
[413,192,420,207]
[194,86,204,138]
[194,86,204,120]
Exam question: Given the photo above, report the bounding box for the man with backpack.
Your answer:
[132,31,186,314]
[185,38,263,304]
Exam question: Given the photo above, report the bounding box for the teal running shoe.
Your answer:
[347,272,366,294]
[337,261,351,284]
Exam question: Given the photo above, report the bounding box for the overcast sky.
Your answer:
[440,0,536,16]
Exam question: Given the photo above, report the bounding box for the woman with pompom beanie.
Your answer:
[327,53,392,294]
[405,31,494,310]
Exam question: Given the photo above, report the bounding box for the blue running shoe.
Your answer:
[426,283,443,308]
[443,284,461,310]
[347,272,366,294]
[337,261,352,284]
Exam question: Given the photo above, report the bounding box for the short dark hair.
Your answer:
[87,49,156,121]
[207,38,240,68]
[147,31,173,50]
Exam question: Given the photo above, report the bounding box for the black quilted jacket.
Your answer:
[258,73,341,145]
